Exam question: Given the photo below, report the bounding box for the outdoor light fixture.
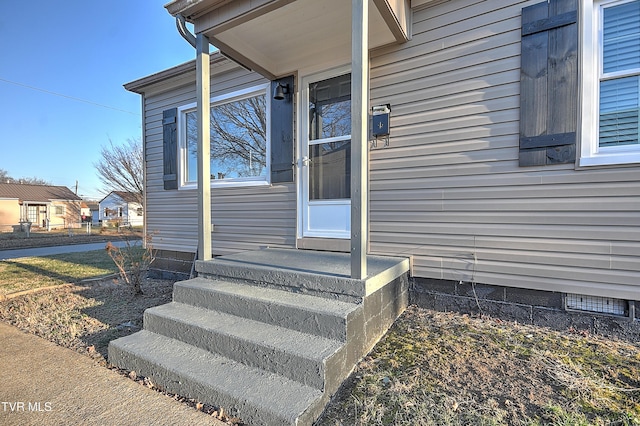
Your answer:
[273,82,289,100]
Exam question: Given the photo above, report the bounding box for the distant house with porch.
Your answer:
[98,191,143,227]
[0,183,82,232]
[110,0,640,424]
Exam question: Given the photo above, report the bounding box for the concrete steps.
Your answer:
[109,248,410,425]
[143,301,344,389]
[172,278,358,341]
[110,330,324,425]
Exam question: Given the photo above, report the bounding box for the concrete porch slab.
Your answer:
[195,248,410,299]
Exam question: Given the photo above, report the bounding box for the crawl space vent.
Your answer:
[565,293,627,316]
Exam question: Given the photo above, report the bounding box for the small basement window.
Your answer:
[565,293,627,316]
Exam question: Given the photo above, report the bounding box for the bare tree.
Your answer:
[0,168,50,185]
[94,138,144,206]
[20,176,51,185]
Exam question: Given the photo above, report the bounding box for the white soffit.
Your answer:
[207,0,396,77]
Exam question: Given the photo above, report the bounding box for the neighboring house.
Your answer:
[98,191,143,227]
[112,0,640,423]
[0,183,82,231]
[80,201,99,223]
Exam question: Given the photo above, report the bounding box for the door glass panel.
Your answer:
[309,141,351,200]
[309,74,351,140]
[308,73,351,201]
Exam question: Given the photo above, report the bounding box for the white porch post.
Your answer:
[351,0,369,279]
[196,33,212,260]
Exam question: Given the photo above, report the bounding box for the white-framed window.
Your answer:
[54,205,65,215]
[580,0,640,166]
[178,84,270,188]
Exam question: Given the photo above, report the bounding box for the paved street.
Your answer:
[0,241,137,260]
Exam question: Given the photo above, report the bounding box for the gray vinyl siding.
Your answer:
[137,0,640,300]
[368,0,640,299]
[142,63,296,255]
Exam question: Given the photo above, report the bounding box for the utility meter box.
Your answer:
[372,104,391,137]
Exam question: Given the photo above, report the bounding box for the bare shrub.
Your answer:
[105,234,155,295]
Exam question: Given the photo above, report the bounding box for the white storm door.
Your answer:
[301,70,351,239]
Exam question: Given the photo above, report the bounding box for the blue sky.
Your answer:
[0,1,197,199]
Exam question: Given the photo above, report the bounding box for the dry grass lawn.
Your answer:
[0,269,172,364]
[318,307,640,425]
[0,251,117,296]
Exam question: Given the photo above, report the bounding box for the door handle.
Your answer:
[301,156,312,167]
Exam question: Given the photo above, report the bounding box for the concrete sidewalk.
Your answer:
[0,241,136,260]
[0,322,222,426]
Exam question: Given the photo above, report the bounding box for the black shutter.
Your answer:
[270,75,295,183]
[519,0,578,166]
[162,108,178,190]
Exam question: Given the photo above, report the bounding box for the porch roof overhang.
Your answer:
[165,0,411,79]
